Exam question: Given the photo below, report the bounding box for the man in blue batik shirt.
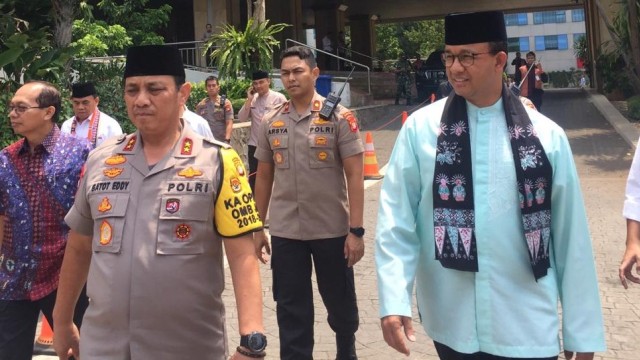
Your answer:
[375,11,605,360]
[0,81,91,360]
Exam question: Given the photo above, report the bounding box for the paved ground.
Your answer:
[34,89,640,359]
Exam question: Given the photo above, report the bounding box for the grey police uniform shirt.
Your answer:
[196,96,234,141]
[254,92,364,240]
[65,125,255,359]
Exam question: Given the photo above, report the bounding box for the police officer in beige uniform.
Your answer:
[254,46,365,360]
[53,45,267,360]
[196,76,235,143]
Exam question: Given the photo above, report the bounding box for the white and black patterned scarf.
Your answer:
[433,85,552,280]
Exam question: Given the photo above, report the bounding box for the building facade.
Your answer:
[506,9,587,72]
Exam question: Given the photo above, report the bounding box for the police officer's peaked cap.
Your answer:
[71,82,97,98]
[252,70,269,80]
[444,11,507,45]
[124,45,185,79]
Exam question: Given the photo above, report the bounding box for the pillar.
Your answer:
[348,14,376,69]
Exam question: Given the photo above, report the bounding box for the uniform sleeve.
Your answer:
[375,117,423,318]
[254,117,273,163]
[547,128,606,352]
[224,99,234,121]
[214,147,263,237]
[65,163,94,236]
[623,139,640,221]
[237,97,252,123]
[336,108,364,159]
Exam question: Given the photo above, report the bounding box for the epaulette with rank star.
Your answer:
[122,135,137,151]
[312,100,322,112]
[180,137,194,155]
[280,101,290,114]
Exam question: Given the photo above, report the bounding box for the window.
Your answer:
[508,37,530,52]
[533,11,566,24]
[572,9,585,22]
[505,13,528,26]
[573,33,586,44]
[535,35,569,50]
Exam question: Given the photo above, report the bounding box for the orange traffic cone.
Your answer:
[363,132,383,180]
[430,93,436,103]
[401,111,408,125]
[33,315,56,355]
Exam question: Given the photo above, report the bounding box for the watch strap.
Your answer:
[236,346,265,358]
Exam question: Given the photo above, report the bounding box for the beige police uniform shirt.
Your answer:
[255,92,364,240]
[237,90,287,147]
[196,96,234,141]
[65,124,261,360]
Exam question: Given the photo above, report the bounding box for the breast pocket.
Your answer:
[269,135,289,169]
[88,194,129,253]
[308,134,336,168]
[157,193,212,255]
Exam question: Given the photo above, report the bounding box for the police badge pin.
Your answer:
[98,197,112,212]
[165,198,180,214]
[175,224,191,241]
[99,220,113,245]
[230,177,242,193]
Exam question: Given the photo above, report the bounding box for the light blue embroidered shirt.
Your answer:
[375,98,605,357]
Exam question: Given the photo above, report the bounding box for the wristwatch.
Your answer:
[349,227,365,237]
[240,331,267,353]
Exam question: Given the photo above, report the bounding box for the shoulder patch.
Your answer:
[340,109,359,133]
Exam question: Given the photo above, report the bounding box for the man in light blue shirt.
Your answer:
[375,10,605,360]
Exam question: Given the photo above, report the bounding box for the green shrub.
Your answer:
[231,98,246,114]
[187,81,207,110]
[547,70,576,88]
[596,52,635,97]
[0,89,15,148]
[220,78,252,100]
[628,95,640,120]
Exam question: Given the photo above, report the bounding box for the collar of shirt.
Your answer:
[18,124,61,155]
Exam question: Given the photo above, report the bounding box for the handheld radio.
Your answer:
[319,67,356,120]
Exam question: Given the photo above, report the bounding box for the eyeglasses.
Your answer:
[8,104,48,115]
[441,52,492,67]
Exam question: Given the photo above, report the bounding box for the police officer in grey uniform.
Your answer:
[196,76,235,143]
[53,45,267,360]
[254,46,365,360]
